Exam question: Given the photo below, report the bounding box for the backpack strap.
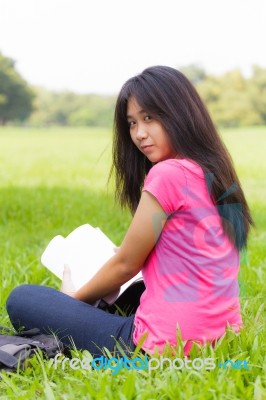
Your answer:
[0,344,32,369]
[0,348,19,369]
[18,328,41,337]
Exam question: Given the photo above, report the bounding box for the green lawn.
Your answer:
[0,126,265,399]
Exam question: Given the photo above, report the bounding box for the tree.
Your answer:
[68,95,115,127]
[197,69,261,127]
[248,65,266,124]
[0,52,34,125]
[29,89,115,127]
[179,64,207,85]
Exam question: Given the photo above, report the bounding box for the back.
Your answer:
[133,158,242,354]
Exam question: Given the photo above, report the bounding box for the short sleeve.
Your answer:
[142,160,187,214]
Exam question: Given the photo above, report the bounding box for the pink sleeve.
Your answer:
[142,160,187,214]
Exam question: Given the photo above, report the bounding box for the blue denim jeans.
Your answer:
[6,285,136,357]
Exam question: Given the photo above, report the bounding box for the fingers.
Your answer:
[63,263,71,276]
[61,264,76,297]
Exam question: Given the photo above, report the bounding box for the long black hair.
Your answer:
[110,65,254,250]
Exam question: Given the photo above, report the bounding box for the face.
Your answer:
[127,96,176,163]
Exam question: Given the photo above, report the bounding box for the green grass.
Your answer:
[0,126,265,399]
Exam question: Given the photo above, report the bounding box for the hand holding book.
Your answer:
[41,224,143,307]
[60,264,76,297]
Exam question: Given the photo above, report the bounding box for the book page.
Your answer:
[41,223,143,305]
[41,224,116,290]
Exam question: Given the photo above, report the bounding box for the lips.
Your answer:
[141,145,153,151]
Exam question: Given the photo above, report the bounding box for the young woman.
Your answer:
[6,66,253,357]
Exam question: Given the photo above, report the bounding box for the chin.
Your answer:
[147,156,161,163]
[147,155,171,163]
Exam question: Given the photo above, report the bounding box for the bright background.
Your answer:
[0,0,266,94]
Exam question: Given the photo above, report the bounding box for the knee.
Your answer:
[6,284,33,315]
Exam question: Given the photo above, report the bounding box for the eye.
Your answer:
[127,120,135,128]
[144,115,152,121]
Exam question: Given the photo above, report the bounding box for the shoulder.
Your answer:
[145,158,203,183]
[146,159,184,178]
[143,160,184,191]
[143,159,191,214]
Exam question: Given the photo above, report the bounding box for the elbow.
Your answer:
[117,256,141,279]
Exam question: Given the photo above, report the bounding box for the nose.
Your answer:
[136,124,148,141]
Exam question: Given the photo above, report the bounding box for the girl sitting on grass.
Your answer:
[6,66,253,357]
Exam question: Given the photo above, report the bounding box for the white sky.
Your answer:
[0,0,265,94]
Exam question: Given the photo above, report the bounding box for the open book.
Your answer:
[41,224,144,307]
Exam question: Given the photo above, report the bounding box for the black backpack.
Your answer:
[0,326,64,374]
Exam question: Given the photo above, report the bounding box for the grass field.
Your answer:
[0,126,265,399]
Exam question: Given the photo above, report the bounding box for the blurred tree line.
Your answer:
[0,52,34,125]
[1,51,266,128]
[28,87,116,128]
[181,64,266,127]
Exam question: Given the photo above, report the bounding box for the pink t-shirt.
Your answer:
[133,158,242,355]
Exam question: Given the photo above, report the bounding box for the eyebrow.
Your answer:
[126,109,146,119]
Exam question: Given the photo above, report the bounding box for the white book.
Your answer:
[41,224,143,306]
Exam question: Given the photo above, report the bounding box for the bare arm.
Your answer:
[65,191,168,304]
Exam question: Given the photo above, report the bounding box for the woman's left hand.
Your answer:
[60,264,76,298]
